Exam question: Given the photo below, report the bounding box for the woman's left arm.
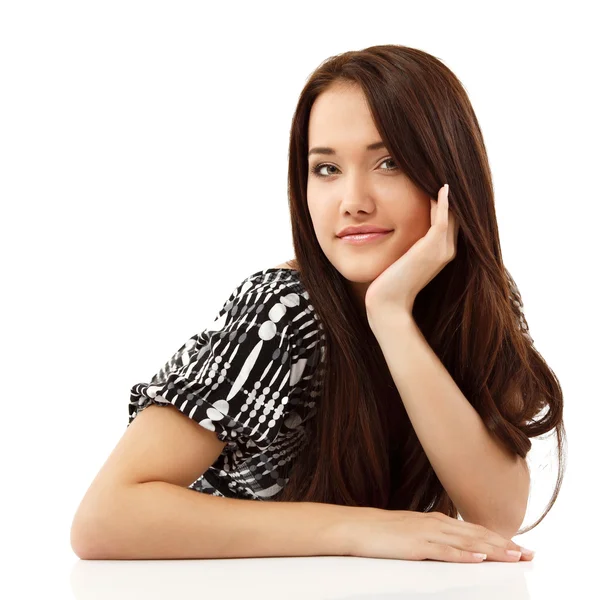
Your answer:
[368,308,530,539]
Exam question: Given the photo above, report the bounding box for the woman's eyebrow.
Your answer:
[308,140,387,157]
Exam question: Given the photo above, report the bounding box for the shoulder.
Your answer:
[215,265,309,324]
[221,267,322,343]
[272,260,298,270]
[205,268,322,378]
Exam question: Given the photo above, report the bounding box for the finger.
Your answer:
[440,533,523,562]
[424,543,487,563]
[431,513,521,553]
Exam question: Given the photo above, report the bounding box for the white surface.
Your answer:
[1,1,597,599]
[67,552,593,599]
[8,550,599,599]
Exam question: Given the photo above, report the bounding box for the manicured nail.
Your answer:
[519,546,535,556]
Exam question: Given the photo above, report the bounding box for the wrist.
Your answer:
[330,505,382,557]
[366,303,415,335]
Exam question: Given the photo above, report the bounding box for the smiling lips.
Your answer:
[337,225,393,237]
[338,231,393,245]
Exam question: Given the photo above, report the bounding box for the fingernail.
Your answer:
[506,550,522,558]
[519,546,535,556]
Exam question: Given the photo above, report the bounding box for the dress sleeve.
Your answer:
[128,276,315,450]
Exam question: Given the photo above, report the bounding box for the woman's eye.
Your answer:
[310,158,399,178]
[311,164,338,177]
[380,158,398,170]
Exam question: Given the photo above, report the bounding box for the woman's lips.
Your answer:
[338,231,393,245]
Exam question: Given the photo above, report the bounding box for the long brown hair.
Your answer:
[273,44,565,535]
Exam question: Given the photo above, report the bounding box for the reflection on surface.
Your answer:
[71,555,534,600]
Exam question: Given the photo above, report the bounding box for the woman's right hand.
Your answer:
[341,509,534,563]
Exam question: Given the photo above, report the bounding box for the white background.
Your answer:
[1,1,598,598]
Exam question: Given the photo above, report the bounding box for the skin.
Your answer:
[306,82,432,315]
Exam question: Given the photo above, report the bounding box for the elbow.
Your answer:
[509,458,530,537]
[489,458,530,539]
[481,500,529,541]
[71,511,108,560]
[462,514,523,541]
[70,518,94,560]
[492,518,524,541]
[463,511,525,540]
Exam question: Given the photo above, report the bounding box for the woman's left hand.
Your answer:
[364,184,460,317]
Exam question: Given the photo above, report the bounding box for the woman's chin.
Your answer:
[334,258,394,283]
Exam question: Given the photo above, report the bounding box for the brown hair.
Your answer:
[273,44,565,535]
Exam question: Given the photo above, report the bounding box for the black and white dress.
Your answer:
[128,267,326,501]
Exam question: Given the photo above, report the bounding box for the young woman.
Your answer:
[71,44,564,563]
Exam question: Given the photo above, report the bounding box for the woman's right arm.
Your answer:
[72,482,531,562]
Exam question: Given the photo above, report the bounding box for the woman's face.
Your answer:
[306,82,432,310]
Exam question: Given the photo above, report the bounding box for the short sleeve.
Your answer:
[128,275,315,450]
